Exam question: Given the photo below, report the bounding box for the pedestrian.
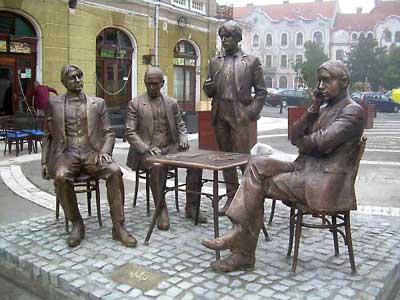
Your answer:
[31,81,58,116]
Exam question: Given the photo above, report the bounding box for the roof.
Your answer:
[233,0,337,21]
[334,1,400,31]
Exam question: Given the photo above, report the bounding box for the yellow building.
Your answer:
[0,0,217,119]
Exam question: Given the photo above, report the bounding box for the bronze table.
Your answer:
[144,149,250,260]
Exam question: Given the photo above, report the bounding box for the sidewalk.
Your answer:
[0,115,400,299]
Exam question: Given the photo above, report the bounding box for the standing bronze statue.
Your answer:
[42,64,136,248]
[203,20,268,215]
[202,60,365,272]
[125,67,205,231]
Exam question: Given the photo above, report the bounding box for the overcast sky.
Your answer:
[216,0,376,14]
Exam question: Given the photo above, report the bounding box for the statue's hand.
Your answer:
[96,153,114,166]
[179,137,189,151]
[310,89,322,113]
[147,146,162,156]
[42,164,50,180]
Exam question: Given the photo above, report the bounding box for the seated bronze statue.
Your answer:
[41,64,136,248]
[202,60,365,272]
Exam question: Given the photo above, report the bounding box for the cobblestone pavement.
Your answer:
[1,195,400,300]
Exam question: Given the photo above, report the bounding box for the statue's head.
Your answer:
[144,67,164,98]
[218,20,242,53]
[316,60,349,102]
[61,64,83,93]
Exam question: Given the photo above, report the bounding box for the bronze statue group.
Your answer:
[42,20,364,273]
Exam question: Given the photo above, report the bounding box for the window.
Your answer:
[352,33,358,41]
[384,30,392,42]
[173,40,197,111]
[191,0,206,14]
[336,49,344,61]
[96,28,133,109]
[359,32,365,40]
[395,31,400,43]
[281,33,288,47]
[296,32,303,46]
[253,34,260,48]
[172,0,188,8]
[279,76,287,89]
[265,33,272,47]
[367,32,373,39]
[280,55,287,68]
[265,76,273,88]
[313,31,323,47]
[265,55,272,68]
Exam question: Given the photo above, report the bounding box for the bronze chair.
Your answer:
[285,137,367,273]
[56,172,102,232]
[133,167,179,215]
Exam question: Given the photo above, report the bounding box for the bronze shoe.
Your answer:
[157,208,170,230]
[67,221,85,247]
[210,252,255,272]
[202,236,231,250]
[185,206,207,223]
[112,226,137,247]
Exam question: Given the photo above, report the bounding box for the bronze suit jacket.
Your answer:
[41,93,115,178]
[203,49,267,125]
[290,97,365,212]
[125,93,187,171]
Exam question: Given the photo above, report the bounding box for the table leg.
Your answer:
[213,170,220,260]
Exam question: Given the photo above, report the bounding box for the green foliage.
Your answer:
[298,41,328,89]
[383,46,400,89]
[347,36,387,91]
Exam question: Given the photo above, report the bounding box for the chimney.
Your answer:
[356,7,362,14]
[246,3,253,6]
[283,0,289,3]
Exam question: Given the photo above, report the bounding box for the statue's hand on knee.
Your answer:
[42,164,50,180]
[96,153,114,166]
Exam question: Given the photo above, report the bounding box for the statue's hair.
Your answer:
[144,67,164,81]
[318,60,349,81]
[218,20,242,42]
[60,64,83,82]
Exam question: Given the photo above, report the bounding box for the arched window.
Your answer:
[281,33,288,47]
[313,31,323,47]
[96,28,133,109]
[252,34,260,48]
[0,11,38,115]
[384,30,392,42]
[279,76,287,89]
[280,55,287,68]
[367,32,373,39]
[265,76,273,88]
[336,49,344,61]
[359,32,365,40]
[265,33,272,47]
[173,40,197,111]
[395,31,400,43]
[352,33,358,41]
[296,32,303,46]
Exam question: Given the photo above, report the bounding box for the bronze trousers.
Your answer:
[54,149,125,225]
[225,156,301,254]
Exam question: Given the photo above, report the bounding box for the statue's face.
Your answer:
[145,74,163,98]
[220,31,238,52]
[316,69,345,102]
[63,68,83,93]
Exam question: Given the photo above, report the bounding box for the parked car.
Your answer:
[265,89,309,107]
[358,92,400,113]
[351,92,362,100]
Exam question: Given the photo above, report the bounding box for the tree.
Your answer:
[298,41,328,89]
[347,36,387,91]
[383,46,400,89]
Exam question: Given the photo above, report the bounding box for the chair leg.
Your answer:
[287,208,296,257]
[174,168,179,211]
[56,195,60,220]
[86,181,92,217]
[261,222,271,241]
[95,179,102,227]
[344,212,356,273]
[133,170,139,207]
[146,171,150,215]
[292,209,303,272]
[65,216,69,233]
[331,216,339,256]
[268,199,276,225]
